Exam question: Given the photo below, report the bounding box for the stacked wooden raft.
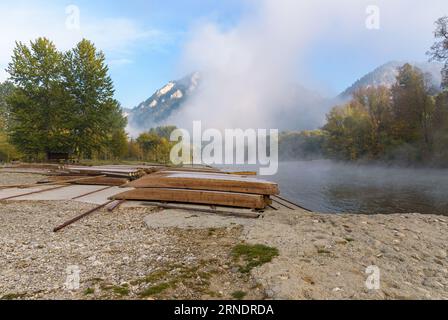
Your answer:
[36,165,149,186]
[62,166,146,178]
[112,170,279,209]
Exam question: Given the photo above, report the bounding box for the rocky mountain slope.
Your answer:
[124,72,200,132]
[339,61,443,99]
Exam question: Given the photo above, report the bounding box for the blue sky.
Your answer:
[1,0,447,108]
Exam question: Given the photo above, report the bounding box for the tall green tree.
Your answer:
[352,86,393,156]
[6,38,126,160]
[323,101,372,160]
[391,64,435,151]
[6,38,70,159]
[63,39,126,158]
[0,82,19,161]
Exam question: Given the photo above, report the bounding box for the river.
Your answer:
[220,160,448,215]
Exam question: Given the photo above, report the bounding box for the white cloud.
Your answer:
[0,2,167,81]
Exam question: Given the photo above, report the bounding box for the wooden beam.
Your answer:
[39,176,129,186]
[53,200,114,232]
[125,172,279,195]
[112,188,270,209]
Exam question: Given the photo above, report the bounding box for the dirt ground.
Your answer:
[0,173,447,300]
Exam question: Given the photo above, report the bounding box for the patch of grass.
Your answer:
[139,282,173,298]
[2,292,29,300]
[231,291,247,300]
[317,249,332,255]
[208,228,217,236]
[232,244,279,273]
[113,285,130,296]
[1,293,27,300]
[134,262,217,298]
[83,288,95,295]
[131,270,169,286]
[99,282,130,296]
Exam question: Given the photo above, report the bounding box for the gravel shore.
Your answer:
[0,172,46,186]
[0,173,447,300]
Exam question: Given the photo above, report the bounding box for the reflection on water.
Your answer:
[219,160,448,215]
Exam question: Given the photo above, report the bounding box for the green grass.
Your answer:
[0,293,27,300]
[231,291,247,300]
[232,244,279,273]
[139,282,173,298]
[135,263,216,298]
[83,288,95,295]
[317,249,332,255]
[113,285,130,296]
[98,283,130,297]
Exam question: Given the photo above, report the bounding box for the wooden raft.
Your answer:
[125,171,279,195]
[113,188,270,209]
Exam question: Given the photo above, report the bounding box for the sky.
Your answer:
[1,0,448,108]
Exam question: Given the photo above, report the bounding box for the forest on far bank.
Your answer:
[279,63,448,166]
[279,17,448,167]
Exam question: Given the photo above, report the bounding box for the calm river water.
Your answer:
[220,160,448,215]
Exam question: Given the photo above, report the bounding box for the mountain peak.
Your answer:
[126,73,200,132]
[339,61,443,99]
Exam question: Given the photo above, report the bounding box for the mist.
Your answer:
[167,0,332,131]
[163,0,448,132]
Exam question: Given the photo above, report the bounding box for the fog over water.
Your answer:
[219,160,448,215]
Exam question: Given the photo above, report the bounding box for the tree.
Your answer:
[0,82,20,162]
[63,39,126,158]
[6,38,70,159]
[126,138,143,160]
[135,126,178,163]
[352,86,393,156]
[108,129,128,160]
[391,64,435,153]
[323,101,372,160]
[427,16,448,89]
[6,38,126,160]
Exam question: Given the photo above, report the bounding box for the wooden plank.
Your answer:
[53,200,114,232]
[227,171,258,176]
[125,172,279,195]
[112,188,270,209]
[40,176,129,186]
[159,167,224,174]
[106,200,126,212]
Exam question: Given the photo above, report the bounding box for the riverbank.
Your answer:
[0,173,447,300]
